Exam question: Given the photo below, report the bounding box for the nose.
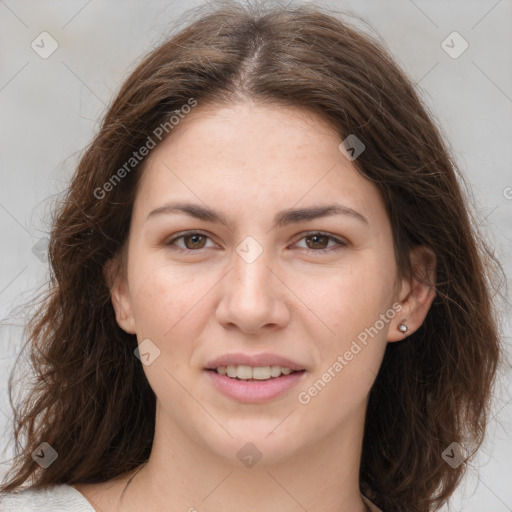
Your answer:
[215,246,291,334]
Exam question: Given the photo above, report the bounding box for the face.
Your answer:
[110,101,409,465]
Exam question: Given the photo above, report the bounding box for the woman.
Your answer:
[0,1,503,511]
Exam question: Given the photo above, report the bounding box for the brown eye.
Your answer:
[165,231,347,255]
[304,234,330,250]
[182,233,207,250]
[165,231,213,252]
[294,232,348,254]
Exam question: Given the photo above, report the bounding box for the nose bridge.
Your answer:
[216,234,289,332]
[231,235,274,303]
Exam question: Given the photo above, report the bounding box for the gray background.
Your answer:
[0,0,511,510]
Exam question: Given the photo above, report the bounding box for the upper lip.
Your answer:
[205,353,305,372]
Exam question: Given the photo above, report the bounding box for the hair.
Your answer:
[0,1,506,511]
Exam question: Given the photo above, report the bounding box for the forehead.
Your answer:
[134,101,387,228]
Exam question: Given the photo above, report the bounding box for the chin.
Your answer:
[200,425,306,469]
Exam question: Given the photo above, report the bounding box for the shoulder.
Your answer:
[0,484,95,512]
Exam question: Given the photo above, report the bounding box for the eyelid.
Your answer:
[164,230,348,254]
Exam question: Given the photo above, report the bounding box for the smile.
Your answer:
[205,368,307,403]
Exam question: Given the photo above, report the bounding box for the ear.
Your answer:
[103,256,136,335]
[387,245,437,342]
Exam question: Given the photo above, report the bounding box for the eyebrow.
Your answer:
[146,201,369,227]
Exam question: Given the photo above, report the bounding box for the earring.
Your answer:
[398,321,408,333]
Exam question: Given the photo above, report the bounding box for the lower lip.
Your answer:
[204,369,306,403]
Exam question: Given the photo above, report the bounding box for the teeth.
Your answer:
[216,365,296,380]
[235,365,252,379]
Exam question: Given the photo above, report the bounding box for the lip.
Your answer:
[205,369,307,403]
[204,352,305,372]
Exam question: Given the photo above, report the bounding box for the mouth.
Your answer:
[204,365,306,403]
[203,353,307,403]
[206,364,305,381]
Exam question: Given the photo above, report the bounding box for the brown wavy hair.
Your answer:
[0,1,506,511]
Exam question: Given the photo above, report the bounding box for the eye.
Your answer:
[165,230,348,255]
[293,231,348,254]
[164,231,215,252]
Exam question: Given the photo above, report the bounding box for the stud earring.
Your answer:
[398,321,408,334]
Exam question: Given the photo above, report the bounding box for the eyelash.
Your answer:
[164,230,348,255]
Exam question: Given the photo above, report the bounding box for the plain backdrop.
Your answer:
[0,1,511,510]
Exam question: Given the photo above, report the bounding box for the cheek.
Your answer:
[127,258,211,401]
[301,253,396,347]
[294,260,393,426]
[128,255,209,353]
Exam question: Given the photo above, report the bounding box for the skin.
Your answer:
[73,101,436,512]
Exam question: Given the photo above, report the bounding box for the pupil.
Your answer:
[309,234,327,249]
[186,234,204,249]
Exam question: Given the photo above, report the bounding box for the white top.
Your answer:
[0,483,382,511]
[0,484,94,511]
